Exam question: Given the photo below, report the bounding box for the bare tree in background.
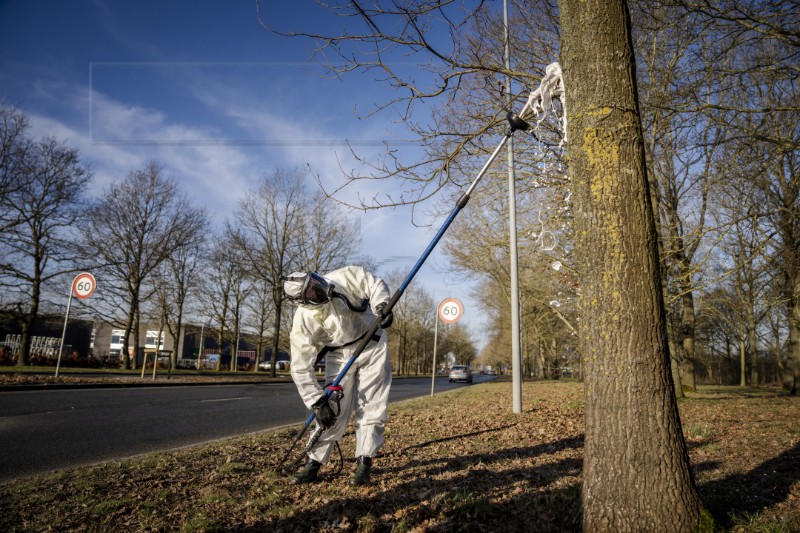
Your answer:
[81,161,206,369]
[0,105,91,365]
[261,2,561,211]
[244,274,274,372]
[227,242,252,372]
[153,233,207,369]
[439,322,477,367]
[231,167,360,376]
[443,174,577,375]
[231,169,305,377]
[201,236,241,370]
[300,191,362,272]
[0,103,30,230]
[407,288,437,374]
[635,2,702,394]
[384,270,437,374]
[666,0,800,393]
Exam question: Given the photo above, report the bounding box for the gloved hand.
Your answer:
[311,394,337,429]
[376,302,394,329]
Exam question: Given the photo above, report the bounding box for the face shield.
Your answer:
[283,272,333,305]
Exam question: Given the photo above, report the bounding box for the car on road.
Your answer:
[258,360,290,371]
[449,365,473,383]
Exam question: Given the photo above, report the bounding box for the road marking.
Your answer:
[200,397,252,403]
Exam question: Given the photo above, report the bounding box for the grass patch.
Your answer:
[686,423,717,441]
[442,489,496,521]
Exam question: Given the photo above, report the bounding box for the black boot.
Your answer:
[291,457,322,484]
[350,456,372,486]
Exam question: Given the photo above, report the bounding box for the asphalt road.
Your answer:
[0,375,490,484]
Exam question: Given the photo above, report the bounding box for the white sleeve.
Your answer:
[368,272,391,313]
[347,265,391,312]
[288,312,324,409]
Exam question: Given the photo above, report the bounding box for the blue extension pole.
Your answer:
[277,104,540,473]
[294,123,523,445]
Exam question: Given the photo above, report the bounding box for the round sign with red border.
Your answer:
[72,273,96,299]
[438,298,464,324]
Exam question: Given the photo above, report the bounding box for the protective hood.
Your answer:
[283,272,333,305]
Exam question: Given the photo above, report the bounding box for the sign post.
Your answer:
[431,297,464,396]
[55,273,96,377]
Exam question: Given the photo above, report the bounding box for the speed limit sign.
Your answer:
[438,298,463,324]
[72,273,97,299]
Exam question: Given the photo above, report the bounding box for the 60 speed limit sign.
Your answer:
[72,273,96,299]
[438,298,464,324]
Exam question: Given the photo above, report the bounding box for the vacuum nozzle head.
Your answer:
[506,111,530,132]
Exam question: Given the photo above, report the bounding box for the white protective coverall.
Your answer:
[288,265,392,464]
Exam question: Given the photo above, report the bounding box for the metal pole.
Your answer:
[431,310,440,397]
[234,327,240,372]
[55,285,74,378]
[198,322,205,369]
[505,0,523,413]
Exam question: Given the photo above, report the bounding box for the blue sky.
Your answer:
[0,0,484,345]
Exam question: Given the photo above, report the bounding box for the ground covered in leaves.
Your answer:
[1,381,798,532]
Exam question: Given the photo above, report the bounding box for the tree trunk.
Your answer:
[668,339,685,399]
[132,306,141,371]
[770,319,785,385]
[174,324,183,369]
[17,268,43,366]
[680,291,697,392]
[739,336,747,387]
[17,315,33,367]
[217,329,225,371]
[255,335,264,374]
[747,310,759,386]
[536,339,544,379]
[17,309,35,367]
[270,287,282,378]
[559,0,703,529]
[788,270,800,394]
[122,299,136,370]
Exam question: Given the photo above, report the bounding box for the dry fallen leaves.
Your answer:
[1,381,798,532]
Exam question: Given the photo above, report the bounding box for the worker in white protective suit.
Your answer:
[283,266,393,486]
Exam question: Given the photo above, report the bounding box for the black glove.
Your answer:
[311,394,337,429]
[376,302,394,329]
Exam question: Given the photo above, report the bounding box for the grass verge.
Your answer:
[1,381,798,532]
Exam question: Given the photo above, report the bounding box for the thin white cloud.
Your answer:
[23,72,485,348]
[26,89,258,219]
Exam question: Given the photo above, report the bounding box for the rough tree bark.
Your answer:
[558,0,704,529]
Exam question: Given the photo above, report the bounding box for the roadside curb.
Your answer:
[0,379,295,391]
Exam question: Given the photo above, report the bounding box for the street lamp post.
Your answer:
[198,321,209,370]
[504,0,523,414]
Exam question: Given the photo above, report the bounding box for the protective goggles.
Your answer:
[283,272,332,305]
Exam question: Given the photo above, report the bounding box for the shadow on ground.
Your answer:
[699,441,800,528]
[256,433,585,532]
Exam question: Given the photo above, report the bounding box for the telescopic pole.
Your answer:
[279,114,532,466]
[328,126,516,392]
